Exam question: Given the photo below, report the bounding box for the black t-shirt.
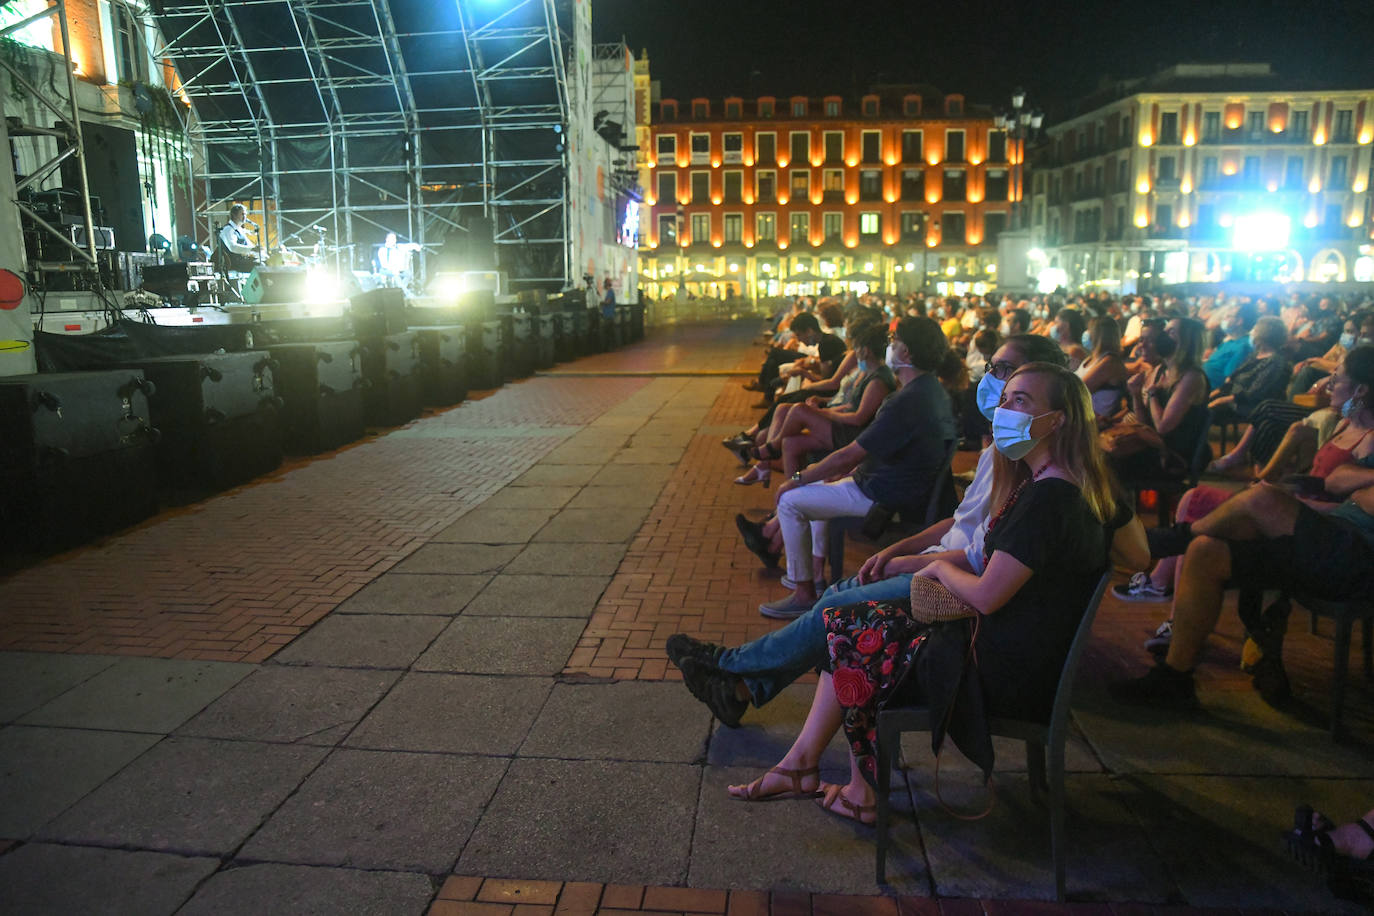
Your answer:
[852,372,955,514]
[976,477,1109,720]
[816,332,846,372]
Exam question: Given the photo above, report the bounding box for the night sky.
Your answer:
[593,0,1374,116]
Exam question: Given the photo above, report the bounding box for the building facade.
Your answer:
[1028,64,1374,292]
[639,88,1016,301]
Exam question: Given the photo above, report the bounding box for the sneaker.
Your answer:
[736,513,780,569]
[1113,572,1173,603]
[665,633,722,670]
[1144,620,1173,655]
[678,657,749,728]
[759,593,813,620]
[1108,662,1200,710]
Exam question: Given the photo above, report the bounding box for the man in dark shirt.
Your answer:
[753,312,844,399]
[758,315,955,618]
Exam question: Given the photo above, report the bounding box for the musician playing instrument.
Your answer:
[218,204,261,272]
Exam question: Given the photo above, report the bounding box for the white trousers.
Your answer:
[775,477,874,583]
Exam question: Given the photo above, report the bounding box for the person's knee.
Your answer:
[1183,535,1231,581]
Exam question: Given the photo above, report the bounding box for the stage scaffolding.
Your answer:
[151,0,573,289]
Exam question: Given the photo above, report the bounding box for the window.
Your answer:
[862,97,878,116]
[987,130,1006,163]
[789,211,810,242]
[657,134,677,159]
[657,213,677,245]
[657,172,677,204]
[984,212,1007,243]
[1094,165,1104,192]
[904,97,921,116]
[660,100,677,120]
[756,212,776,241]
[790,169,811,197]
[1247,111,1265,136]
[723,170,743,203]
[789,131,810,165]
[692,101,709,119]
[859,169,882,201]
[756,132,776,165]
[942,211,965,243]
[945,129,965,163]
[822,169,844,193]
[1285,156,1305,189]
[902,130,923,163]
[1117,159,1129,190]
[725,100,741,119]
[861,130,881,163]
[690,213,710,243]
[898,212,923,240]
[822,211,843,239]
[900,168,924,200]
[690,171,709,203]
[759,99,775,118]
[1202,157,1219,185]
[1330,156,1349,190]
[1325,204,1342,231]
[723,132,743,163]
[723,213,743,243]
[1158,156,1176,181]
[985,169,1008,201]
[111,1,149,82]
[1291,109,1309,140]
[825,99,840,117]
[942,168,967,201]
[1203,111,1221,142]
[1242,155,1260,185]
[859,212,881,236]
[946,97,963,116]
[1155,204,1172,231]
[792,99,807,117]
[824,131,844,164]
[756,170,776,202]
[690,133,710,164]
[1159,111,1178,145]
[1335,109,1354,143]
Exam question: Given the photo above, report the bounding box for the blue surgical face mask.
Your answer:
[885,342,913,370]
[976,372,1005,420]
[1048,324,1062,344]
[1342,396,1363,419]
[935,307,947,319]
[991,407,1054,461]
[856,357,870,374]
[1340,332,1357,350]
[1081,330,1093,350]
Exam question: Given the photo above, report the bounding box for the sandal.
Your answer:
[721,437,753,466]
[750,441,782,463]
[1284,805,1368,877]
[815,781,876,826]
[728,765,820,801]
[734,465,771,487]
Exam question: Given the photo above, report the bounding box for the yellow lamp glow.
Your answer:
[968,190,983,203]
[1359,131,1373,145]
[1313,131,1326,146]
[1178,214,1191,228]
[1139,132,1153,147]
[711,196,722,205]
[811,193,822,205]
[926,236,937,247]
[846,157,858,167]
[778,239,789,249]
[646,194,656,205]
[1309,177,1322,193]
[1222,163,1237,176]
[885,155,898,166]
[729,263,740,272]
[1267,181,1279,192]
[946,266,957,276]
[846,193,858,205]
[1135,213,1149,228]
[926,192,940,204]
[811,157,822,167]
[712,239,722,248]
[744,156,754,166]
[1183,132,1196,146]
[927,153,941,166]
[1180,179,1193,193]
[744,240,754,248]
[1354,177,1368,193]
[1350,214,1364,228]
[1304,213,1319,228]
[777,194,789,204]
[678,157,688,168]
[743,193,754,204]
[885,192,897,203]
[968,154,982,165]
[712,159,721,168]
[648,157,657,168]
[777,157,790,167]
[1137,179,1151,193]
[649,240,659,249]
[845,238,858,248]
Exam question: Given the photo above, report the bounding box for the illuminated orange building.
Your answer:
[640,87,1015,298]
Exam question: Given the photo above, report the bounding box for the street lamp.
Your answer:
[995,87,1043,230]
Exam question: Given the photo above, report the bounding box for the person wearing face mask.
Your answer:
[1076,316,1129,419]
[1050,308,1089,371]
[705,364,1141,820]
[1108,317,1210,483]
[1202,303,1256,388]
[1289,313,1372,398]
[1206,317,1295,473]
[665,336,1091,728]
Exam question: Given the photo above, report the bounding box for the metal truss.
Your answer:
[150,0,572,289]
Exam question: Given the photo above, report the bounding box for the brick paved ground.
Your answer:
[1,320,1370,915]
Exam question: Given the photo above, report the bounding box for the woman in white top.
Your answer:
[1076,315,1129,420]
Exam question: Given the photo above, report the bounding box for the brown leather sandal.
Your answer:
[815,781,876,825]
[728,765,820,801]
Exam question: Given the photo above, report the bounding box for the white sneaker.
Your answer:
[1113,572,1172,602]
[1144,620,1173,655]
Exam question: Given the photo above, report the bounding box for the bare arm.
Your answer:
[1079,354,1126,392]
[1325,462,1374,497]
[822,376,892,426]
[919,551,1034,616]
[1151,369,1206,435]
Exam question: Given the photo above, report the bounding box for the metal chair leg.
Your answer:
[1332,615,1352,739]
[876,721,894,883]
[1049,741,1067,903]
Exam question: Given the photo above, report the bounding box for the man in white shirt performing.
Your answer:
[218,205,260,272]
[376,232,420,287]
[666,334,1072,726]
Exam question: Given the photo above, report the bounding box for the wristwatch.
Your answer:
[791,472,804,483]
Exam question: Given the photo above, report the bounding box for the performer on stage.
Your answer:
[218,205,261,272]
[376,231,420,288]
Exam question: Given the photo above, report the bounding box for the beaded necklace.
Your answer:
[987,460,1054,533]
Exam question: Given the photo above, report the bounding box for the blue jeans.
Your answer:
[715,572,915,706]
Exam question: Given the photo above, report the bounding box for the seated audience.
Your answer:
[1202,302,1256,388]
[1105,317,1209,482]
[1077,315,1129,419]
[1207,315,1292,427]
[1051,308,1089,370]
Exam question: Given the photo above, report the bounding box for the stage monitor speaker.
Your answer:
[243,266,308,304]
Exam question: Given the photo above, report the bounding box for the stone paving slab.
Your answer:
[175,666,400,745]
[0,651,117,723]
[0,842,219,916]
[480,485,581,509]
[390,542,522,575]
[586,463,678,489]
[346,672,551,755]
[0,725,162,837]
[563,429,630,449]
[611,446,689,464]
[335,573,491,616]
[39,737,327,855]
[565,484,666,509]
[461,573,610,618]
[503,541,628,577]
[519,681,712,763]
[17,657,252,733]
[704,683,853,772]
[430,507,557,544]
[239,748,507,872]
[271,614,448,670]
[541,442,621,465]
[535,507,650,543]
[415,616,586,676]
[509,463,603,487]
[457,757,698,885]
[178,863,435,916]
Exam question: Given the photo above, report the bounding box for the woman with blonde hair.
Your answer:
[723,364,1145,821]
[1077,315,1129,419]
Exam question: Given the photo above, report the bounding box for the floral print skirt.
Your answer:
[823,600,929,788]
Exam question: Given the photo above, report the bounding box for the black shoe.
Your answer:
[736,513,780,568]
[1108,662,1200,710]
[679,657,749,728]
[1251,654,1292,708]
[665,633,723,670]
[721,437,752,466]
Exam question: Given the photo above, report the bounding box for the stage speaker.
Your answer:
[243,266,308,304]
